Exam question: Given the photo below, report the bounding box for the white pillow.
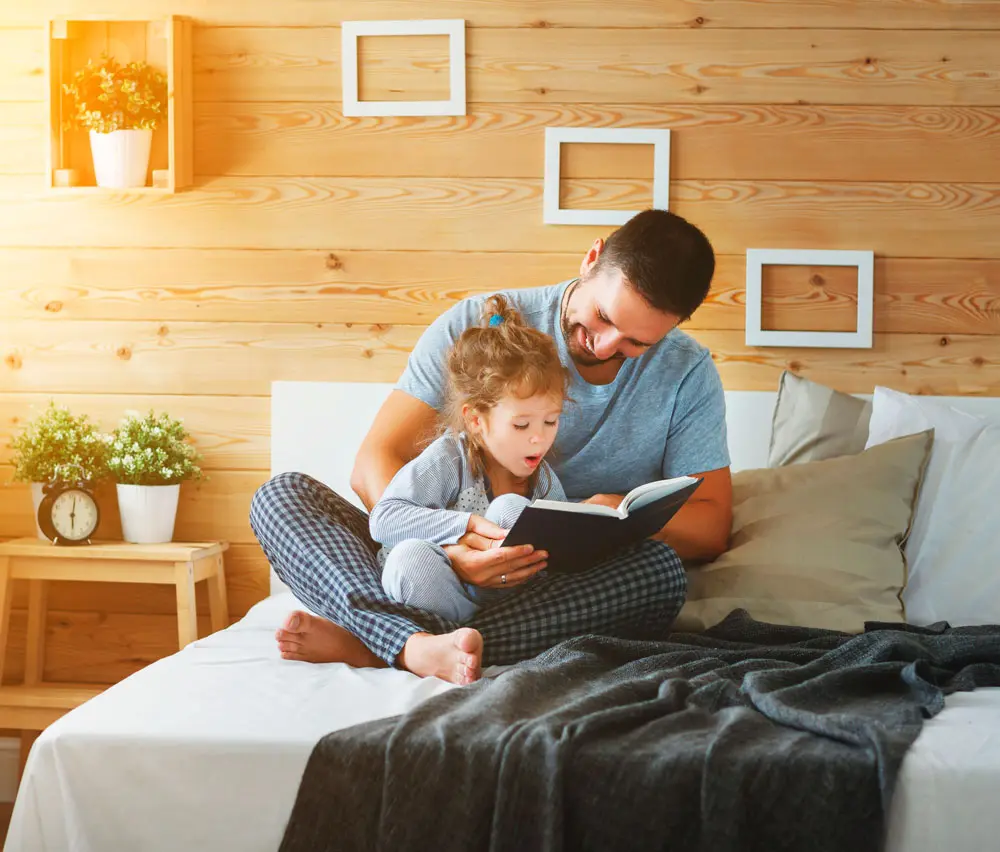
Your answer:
[865,386,1000,626]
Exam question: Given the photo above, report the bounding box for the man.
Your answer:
[250,209,732,685]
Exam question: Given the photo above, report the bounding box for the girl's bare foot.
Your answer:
[275,611,385,668]
[398,628,483,685]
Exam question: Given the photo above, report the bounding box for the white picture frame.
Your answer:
[341,19,466,117]
[745,248,875,349]
[543,127,671,226]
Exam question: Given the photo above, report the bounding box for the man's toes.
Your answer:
[282,612,304,631]
[277,640,303,654]
[280,649,306,661]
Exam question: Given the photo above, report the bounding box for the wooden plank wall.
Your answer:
[1,0,999,684]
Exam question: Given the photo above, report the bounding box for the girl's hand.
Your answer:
[459,514,507,551]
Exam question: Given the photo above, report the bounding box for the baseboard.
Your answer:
[0,738,20,802]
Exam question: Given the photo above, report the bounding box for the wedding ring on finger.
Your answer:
[501,574,507,585]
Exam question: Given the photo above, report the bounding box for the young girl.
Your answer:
[369,293,570,622]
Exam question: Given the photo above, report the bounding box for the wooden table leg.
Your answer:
[206,554,229,634]
[24,580,48,686]
[174,561,198,649]
[0,557,12,686]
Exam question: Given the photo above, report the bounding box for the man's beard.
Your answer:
[560,317,623,367]
[560,278,622,367]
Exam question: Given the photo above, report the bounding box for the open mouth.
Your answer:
[524,454,541,468]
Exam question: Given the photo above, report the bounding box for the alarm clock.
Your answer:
[37,477,101,546]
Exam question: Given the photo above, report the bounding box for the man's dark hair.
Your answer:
[590,209,715,321]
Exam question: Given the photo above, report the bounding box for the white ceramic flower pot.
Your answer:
[89,129,153,189]
[30,482,48,541]
[117,483,180,544]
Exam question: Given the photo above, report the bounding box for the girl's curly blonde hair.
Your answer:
[442,293,570,487]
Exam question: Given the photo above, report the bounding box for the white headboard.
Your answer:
[267,381,1000,595]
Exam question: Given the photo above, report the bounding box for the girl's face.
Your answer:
[464,392,563,480]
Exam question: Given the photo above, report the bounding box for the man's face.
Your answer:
[562,261,680,367]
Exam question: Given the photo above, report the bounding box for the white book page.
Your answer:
[621,476,697,514]
[529,498,621,518]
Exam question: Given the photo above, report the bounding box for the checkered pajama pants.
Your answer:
[249,472,688,668]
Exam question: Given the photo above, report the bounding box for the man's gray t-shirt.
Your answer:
[396,280,730,501]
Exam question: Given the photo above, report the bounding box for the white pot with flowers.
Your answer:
[62,54,168,189]
[106,411,203,544]
[7,403,108,540]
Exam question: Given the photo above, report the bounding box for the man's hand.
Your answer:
[583,493,624,510]
[443,515,548,588]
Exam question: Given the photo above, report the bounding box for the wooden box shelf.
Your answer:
[46,15,193,192]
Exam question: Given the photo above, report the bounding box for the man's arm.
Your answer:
[653,466,732,562]
[350,390,439,512]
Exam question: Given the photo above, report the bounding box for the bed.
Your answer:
[6,380,1000,852]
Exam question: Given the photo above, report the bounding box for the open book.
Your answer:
[501,475,702,574]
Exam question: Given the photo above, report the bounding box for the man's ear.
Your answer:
[579,238,605,277]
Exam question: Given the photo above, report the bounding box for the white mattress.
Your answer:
[6,593,1000,852]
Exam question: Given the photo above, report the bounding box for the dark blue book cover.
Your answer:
[501,477,702,573]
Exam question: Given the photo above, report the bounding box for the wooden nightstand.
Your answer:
[0,538,229,733]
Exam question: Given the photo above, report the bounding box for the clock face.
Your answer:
[50,489,100,542]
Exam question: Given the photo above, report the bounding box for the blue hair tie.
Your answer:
[488,314,505,327]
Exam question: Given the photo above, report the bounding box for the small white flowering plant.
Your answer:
[106,410,203,486]
[62,54,168,134]
[9,402,109,484]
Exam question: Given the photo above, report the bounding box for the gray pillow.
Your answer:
[768,371,872,467]
[676,429,933,633]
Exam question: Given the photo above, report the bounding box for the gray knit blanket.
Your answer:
[279,610,1000,852]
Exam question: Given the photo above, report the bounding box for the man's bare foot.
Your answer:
[275,611,385,668]
[398,628,483,685]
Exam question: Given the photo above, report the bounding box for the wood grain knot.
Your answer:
[157,325,169,337]
[535,87,549,95]
[4,353,22,370]
[44,300,63,313]
[788,361,802,372]
[973,356,986,367]
[530,19,552,28]
[325,252,343,271]
[810,274,825,287]
[691,84,708,95]
[116,346,132,361]
[691,16,706,26]
[939,336,949,347]
[362,349,374,359]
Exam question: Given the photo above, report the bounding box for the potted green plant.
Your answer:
[8,403,109,539]
[62,54,168,189]
[106,411,202,544]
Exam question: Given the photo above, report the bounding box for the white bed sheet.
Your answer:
[6,592,1000,852]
